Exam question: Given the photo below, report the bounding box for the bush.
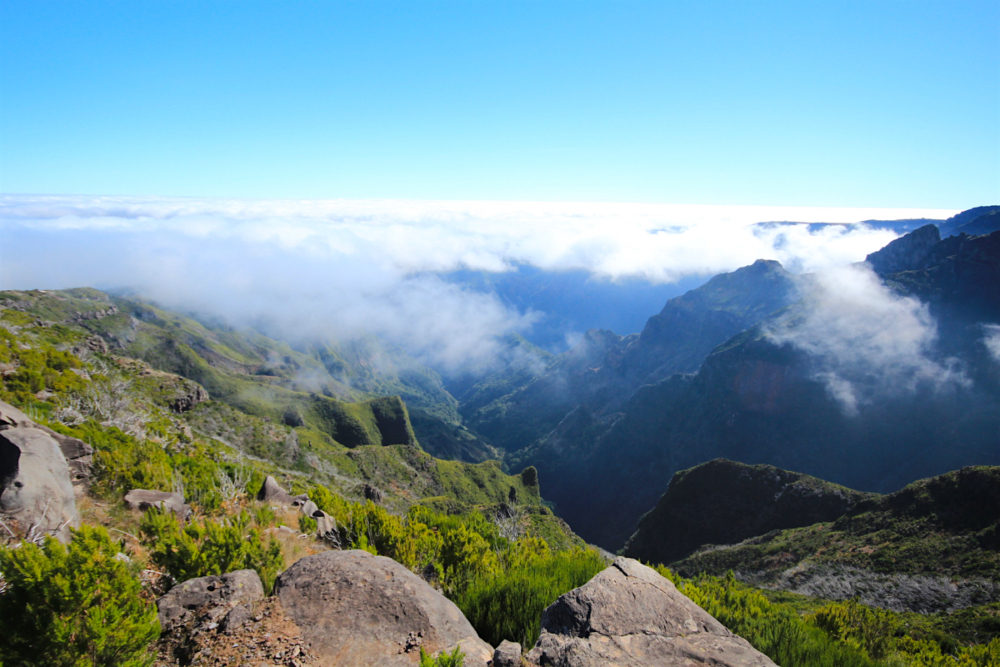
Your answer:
[419,646,464,667]
[140,509,284,593]
[455,545,606,647]
[0,525,160,666]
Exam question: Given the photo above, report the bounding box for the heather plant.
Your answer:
[0,525,159,667]
[140,509,283,592]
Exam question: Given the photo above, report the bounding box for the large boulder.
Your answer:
[526,558,776,667]
[0,401,79,542]
[156,570,278,665]
[0,400,92,486]
[157,569,266,634]
[274,550,492,666]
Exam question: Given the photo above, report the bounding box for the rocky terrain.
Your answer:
[154,552,777,667]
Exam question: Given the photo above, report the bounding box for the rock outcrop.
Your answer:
[526,558,776,667]
[0,399,79,541]
[274,550,493,666]
[168,380,210,413]
[158,569,266,634]
[154,569,315,666]
[124,488,191,518]
[257,475,309,507]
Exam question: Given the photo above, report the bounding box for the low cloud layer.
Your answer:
[766,265,969,414]
[1,195,955,372]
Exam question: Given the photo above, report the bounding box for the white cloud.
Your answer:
[766,264,969,414]
[983,324,1000,364]
[0,194,956,373]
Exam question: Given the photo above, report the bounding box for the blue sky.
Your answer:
[2,1,997,207]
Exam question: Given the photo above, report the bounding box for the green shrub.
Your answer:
[0,525,160,666]
[140,509,284,592]
[455,545,606,647]
[419,646,464,667]
[669,570,877,667]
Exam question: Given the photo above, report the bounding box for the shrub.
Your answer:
[419,646,464,667]
[140,509,284,593]
[455,546,605,647]
[0,525,160,666]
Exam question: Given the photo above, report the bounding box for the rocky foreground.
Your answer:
[155,552,774,667]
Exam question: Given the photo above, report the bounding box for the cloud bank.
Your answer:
[0,195,955,372]
[766,265,969,415]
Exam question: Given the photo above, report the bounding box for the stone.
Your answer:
[274,550,493,666]
[220,604,255,635]
[313,510,341,547]
[363,482,384,504]
[168,380,209,413]
[157,569,266,634]
[299,500,319,518]
[0,400,31,428]
[492,639,522,667]
[0,420,79,542]
[257,475,309,507]
[124,489,191,518]
[526,557,776,667]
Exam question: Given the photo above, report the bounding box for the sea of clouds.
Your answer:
[0,195,957,375]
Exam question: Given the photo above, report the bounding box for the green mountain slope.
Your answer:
[0,288,537,515]
[0,288,497,462]
[666,465,1000,613]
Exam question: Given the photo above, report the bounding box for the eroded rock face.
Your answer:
[274,550,493,666]
[0,400,79,542]
[527,558,776,667]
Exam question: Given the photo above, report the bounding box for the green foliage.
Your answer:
[0,328,86,403]
[140,509,284,593]
[809,599,901,660]
[0,525,159,667]
[455,544,606,647]
[659,567,1000,667]
[418,645,464,667]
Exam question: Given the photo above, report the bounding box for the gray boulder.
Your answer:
[275,550,493,666]
[0,399,92,485]
[0,415,79,542]
[0,401,31,428]
[526,557,776,667]
[157,569,266,634]
[492,640,522,667]
[257,475,309,506]
[124,489,191,518]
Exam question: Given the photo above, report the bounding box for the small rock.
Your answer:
[492,639,521,667]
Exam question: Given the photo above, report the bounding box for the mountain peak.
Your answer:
[865,224,940,275]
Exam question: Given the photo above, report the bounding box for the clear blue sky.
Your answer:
[1,0,997,207]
